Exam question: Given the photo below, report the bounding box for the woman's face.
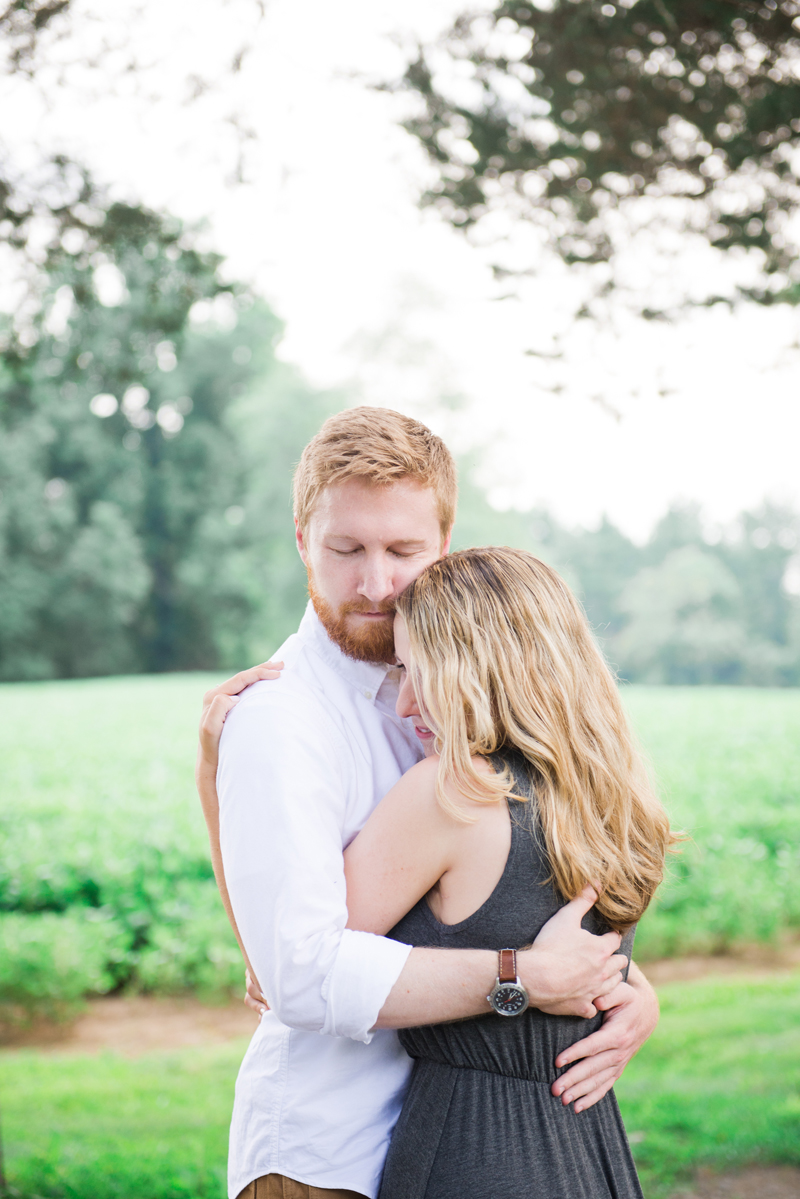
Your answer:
[393,614,437,757]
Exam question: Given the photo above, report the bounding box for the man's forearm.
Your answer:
[375,947,495,1028]
[375,899,629,1030]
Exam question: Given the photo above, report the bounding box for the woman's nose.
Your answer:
[396,673,419,719]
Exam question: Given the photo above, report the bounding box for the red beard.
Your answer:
[307,575,396,664]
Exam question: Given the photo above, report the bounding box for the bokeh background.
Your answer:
[1,2,799,1197]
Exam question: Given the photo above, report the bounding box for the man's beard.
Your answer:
[308,575,396,665]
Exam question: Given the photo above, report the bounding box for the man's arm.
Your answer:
[550,960,659,1112]
[375,888,628,1028]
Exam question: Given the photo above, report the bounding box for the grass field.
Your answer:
[1,675,799,1196]
[622,686,800,957]
[1,675,799,1010]
[2,971,798,1199]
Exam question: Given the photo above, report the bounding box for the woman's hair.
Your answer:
[395,546,676,930]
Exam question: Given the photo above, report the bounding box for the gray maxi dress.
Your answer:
[380,750,643,1199]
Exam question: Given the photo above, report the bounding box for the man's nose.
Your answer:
[359,556,396,604]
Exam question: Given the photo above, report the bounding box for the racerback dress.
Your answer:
[380,750,643,1199]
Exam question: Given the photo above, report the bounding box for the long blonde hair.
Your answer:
[396,547,676,930]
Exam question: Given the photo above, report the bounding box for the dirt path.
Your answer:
[1,993,259,1055]
[2,945,799,1056]
[673,1165,800,1198]
[641,940,800,986]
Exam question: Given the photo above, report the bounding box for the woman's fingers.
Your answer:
[244,968,269,1016]
[199,694,240,753]
[201,661,284,708]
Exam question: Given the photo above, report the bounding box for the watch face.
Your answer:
[492,984,528,1016]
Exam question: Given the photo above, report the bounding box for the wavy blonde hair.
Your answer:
[395,547,676,930]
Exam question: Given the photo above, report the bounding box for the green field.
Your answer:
[1,676,799,1196]
[1,675,799,1012]
[2,972,798,1199]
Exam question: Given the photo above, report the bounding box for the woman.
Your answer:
[200,547,673,1198]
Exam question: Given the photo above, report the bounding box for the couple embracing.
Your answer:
[196,407,673,1199]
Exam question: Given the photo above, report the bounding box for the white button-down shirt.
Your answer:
[218,604,423,1199]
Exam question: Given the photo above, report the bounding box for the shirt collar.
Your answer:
[298,602,394,705]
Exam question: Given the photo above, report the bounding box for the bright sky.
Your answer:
[5,0,800,540]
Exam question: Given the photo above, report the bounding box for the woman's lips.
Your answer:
[414,724,434,740]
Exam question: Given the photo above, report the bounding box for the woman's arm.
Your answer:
[195,663,282,994]
[344,757,453,934]
[344,755,509,935]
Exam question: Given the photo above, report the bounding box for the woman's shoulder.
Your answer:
[406,754,507,830]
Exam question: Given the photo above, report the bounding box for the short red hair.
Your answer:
[293,407,457,538]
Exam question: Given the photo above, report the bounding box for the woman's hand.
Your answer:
[198,661,284,770]
[244,967,269,1017]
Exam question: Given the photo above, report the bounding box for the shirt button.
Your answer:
[364,690,373,700]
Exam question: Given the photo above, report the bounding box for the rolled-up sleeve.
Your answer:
[218,692,412,1043]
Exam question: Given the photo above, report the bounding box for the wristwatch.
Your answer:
[487,948,529,1017]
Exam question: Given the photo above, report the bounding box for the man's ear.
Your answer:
[295,517,309,566]
[440,527,453,557]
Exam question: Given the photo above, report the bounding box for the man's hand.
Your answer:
[518,886,629,1019]
[551,963,659,1113]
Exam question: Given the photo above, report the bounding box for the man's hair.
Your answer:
[293,406,457,537]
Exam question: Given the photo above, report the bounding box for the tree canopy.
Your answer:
[0,167,338,680]
[399,0,800,303]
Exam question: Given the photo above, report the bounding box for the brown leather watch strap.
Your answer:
[498,948,517,983]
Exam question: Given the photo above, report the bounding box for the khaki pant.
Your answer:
[236,1175,368,1199]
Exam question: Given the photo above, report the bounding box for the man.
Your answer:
[198,407,658,1199]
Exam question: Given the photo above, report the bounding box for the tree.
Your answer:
[397,0,800,305]
[0,165,339,679]
[614,544,747,682]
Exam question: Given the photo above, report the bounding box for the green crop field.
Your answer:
[1,675,799,1013]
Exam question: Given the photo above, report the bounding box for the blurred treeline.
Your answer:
[456,490,800,687]
[1,178,799,686]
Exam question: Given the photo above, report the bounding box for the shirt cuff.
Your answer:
[321,929,413,1043]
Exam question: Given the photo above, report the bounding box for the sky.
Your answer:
[4,0,800,540]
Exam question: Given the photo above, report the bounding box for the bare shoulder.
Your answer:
[386,755,441,816]
[404,754,504,829]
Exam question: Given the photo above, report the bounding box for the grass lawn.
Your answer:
[0,1039,239,1199]
[616,971,800,1197]
[2,972,799,1199]
[622,686,800,957]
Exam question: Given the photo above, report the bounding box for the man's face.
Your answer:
[296,477,450,664]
